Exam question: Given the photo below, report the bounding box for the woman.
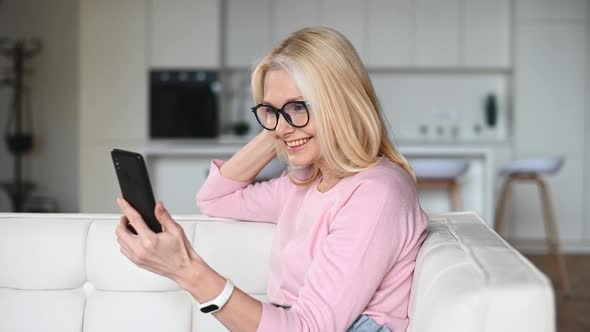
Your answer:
[116,27,428,332]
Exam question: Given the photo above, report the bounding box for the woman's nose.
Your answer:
[275,114,294,136]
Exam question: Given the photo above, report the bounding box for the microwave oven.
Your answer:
[149,70,219,139]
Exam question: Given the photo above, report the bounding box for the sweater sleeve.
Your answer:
[196,160,288,223]
[256,175,428,331]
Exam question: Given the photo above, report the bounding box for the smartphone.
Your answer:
[111,148,162,233]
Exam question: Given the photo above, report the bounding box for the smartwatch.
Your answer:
[199,278,235,314]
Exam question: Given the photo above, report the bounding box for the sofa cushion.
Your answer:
[83,290,192,332]
[0,288,85,332]
[0,216,89,289]
[194,219,274,294]
[86,218,195,291]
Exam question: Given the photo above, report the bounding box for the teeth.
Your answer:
[286,138,310,147]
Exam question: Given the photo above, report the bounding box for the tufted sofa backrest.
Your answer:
[0,212,554,332]
[0,214,274,332]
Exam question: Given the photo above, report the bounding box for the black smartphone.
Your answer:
[111,148,162,233]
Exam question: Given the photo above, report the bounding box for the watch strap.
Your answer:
[199,278,235,314]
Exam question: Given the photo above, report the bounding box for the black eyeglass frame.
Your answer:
[250,101,310,130]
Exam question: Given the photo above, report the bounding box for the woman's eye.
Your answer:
[291,104,306,111]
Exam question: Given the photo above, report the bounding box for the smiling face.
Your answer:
[263,69,319,167]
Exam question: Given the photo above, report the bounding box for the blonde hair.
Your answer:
[251,27,415,185]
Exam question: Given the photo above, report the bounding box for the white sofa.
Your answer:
[0,212,554,332]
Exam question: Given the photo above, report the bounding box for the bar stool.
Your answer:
[494,156,570,297]
[411,159,469,211]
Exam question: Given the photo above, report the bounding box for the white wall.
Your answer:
[0,0,79,212]
[0,0,21,211]
[79,0,148,213]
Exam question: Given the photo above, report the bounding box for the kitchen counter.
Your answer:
[143,138,502,224]
[142,135,506,156]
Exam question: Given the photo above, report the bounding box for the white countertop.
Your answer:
[142,135,501,224]
[142,135,506,158]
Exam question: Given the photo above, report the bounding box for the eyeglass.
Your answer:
[251,101,310,130]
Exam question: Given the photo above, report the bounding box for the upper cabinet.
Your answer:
[365,0,412,67]
[414,0,461,67]
[225,0,273,68]
[463,0,511,68]
[148,0,220,68]
[517,0,587,21]
[271,0,322,45]
[320,0,366,59]
[412,0,510,68]
[140,0,511,70]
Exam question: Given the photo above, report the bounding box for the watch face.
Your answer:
[200,304,220,314]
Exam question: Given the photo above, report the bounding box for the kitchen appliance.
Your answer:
[150,70,219,139]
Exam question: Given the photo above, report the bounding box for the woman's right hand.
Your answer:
[219,130,278,182]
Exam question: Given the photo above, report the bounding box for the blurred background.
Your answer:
[0,0,588,330]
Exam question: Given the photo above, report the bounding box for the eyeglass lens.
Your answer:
[254,102,308,129]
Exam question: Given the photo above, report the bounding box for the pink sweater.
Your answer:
[196,158,428,332]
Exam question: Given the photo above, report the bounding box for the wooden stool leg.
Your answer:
[449,179,461,211]
[536,177,571,297]
[494,177,513,235]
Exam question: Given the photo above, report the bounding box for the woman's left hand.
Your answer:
[115,197,200,284]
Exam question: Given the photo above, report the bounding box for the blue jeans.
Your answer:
[271,304,391,331]
[347,315,392,332]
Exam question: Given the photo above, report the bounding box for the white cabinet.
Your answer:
[517,0,587,21]
[148,0,220,68]
[149,156,212,214]
[272,0,321,44]
[225,0,273,68]
[414,0,460,67]
[320,0,366,59]
[463,0,511,68]
[224,0,511,70]
[365,0,412,67]
[368,0,510,68]
[145,151,286,214]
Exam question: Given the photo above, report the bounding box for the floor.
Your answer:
[525,255,590,332]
